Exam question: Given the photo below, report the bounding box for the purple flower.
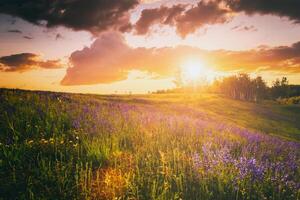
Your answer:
[235,157,265,182]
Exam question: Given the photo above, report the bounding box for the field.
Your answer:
[0,89,299,200]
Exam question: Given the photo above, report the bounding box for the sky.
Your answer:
[1,0,300,94]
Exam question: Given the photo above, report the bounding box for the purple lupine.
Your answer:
[235,157,265,182]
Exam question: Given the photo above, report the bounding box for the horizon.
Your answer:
[0,73,297,95]
[1,0,300,94]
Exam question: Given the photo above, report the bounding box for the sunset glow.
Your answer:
[181,59,206,83]
[1,1,300,199]
[0,0,300,93]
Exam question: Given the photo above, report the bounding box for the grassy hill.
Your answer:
[137,93,300,141]
[89,93,300,141]
[0,89,299,200]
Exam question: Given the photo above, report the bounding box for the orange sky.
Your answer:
[1,0,300,93]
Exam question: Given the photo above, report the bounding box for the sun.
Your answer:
[180,59,206,83]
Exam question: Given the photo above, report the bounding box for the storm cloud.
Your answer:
[1,0,299,37]
[134,0,300,36]
[0,0,139,34]
[135,1,230,37]
[226,0,300,23]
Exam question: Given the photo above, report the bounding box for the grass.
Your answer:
[0,89,299,200]
[138,93,300,141]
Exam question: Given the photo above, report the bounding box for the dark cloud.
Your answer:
[231,25,257,32]
[23,36,33,40]
[55,33,63,40]
[0,0,139,34]
[61,32,300,85]
[1,0,299,37]
[9,18,16,25]
[135,1,229,37]
[135,0,300,36]
[0,53,62,72]
[135,4,186,35]
[225,0,300,23]
[176,1,230,37]
[7,29,22,34]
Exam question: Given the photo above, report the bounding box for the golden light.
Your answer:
[181,59,206,83]
[179,59,219,86]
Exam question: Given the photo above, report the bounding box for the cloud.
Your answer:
[7,29,22,34]
[135,4,186,35]
[2,0,299,37]
[0,0,139,34]
[207,42,300,72]
[0,53,62,72]
[61,32,300,85]
[61,32,183,85]
[55,33,64,40]
[231,25,257,32]
[23,36,33,40]
[226,0,300,23]
[135,1,230,37]
[134,0,300,36]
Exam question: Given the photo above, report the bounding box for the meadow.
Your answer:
[0,89,299,200]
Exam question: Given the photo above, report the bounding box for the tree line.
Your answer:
[212,74,300,102]
[153,73,300,103]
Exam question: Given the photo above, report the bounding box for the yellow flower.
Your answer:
[49,138,54,144]
[40,138,48,144]
[60,140,64,144]
[28,140,34,145]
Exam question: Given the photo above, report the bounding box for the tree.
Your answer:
[271,77,290,99]
[217,74,268,102]
[253,76,267,101]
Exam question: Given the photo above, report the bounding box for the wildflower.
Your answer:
[235,157,265,182]
[75,136,79,140]
[60,140,64,144]
[192,153,201,169]
[72,119,81,129]
[40,138,48,144]
[27,140,34,145]
[49,138,55,144]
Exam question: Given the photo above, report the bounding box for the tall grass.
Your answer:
[0,89,299,200]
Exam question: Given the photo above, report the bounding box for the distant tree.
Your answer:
[289,85,300,97]
[253,76,268,101]
[281,77,288,86]
[220,75,239,99]
[217,73,268,102]
[237,73,253,100]
[154,73,298,102]
[271,77,290,99]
